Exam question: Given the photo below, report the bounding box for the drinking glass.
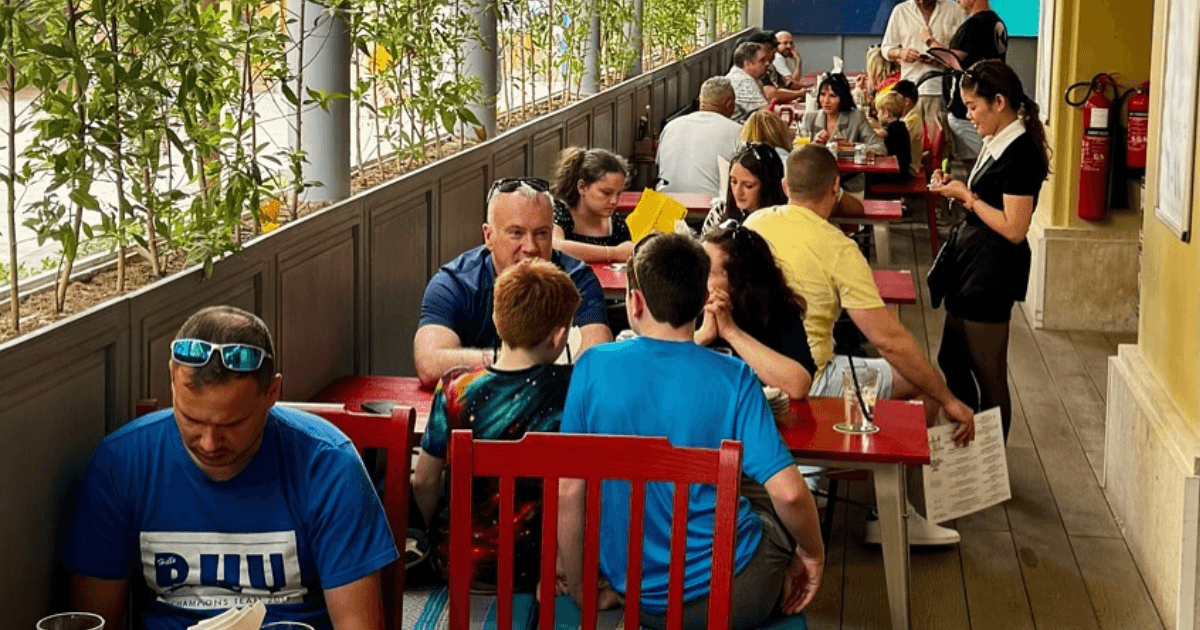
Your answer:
[36,613,104,630]
[837,365,880,434]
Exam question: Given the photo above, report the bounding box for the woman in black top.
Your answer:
[929,60,1049,438]
[701,142,788,234]
[697,224,816,400]
[550,147,633,263]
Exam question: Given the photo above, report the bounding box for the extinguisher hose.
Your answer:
[1064,73,1118,108]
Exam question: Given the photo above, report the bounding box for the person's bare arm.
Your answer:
[763,85,806,103]
[413,325,488,389]
[552,226,634,263]
[763,466,824,613]
[71,575,127,630]
[577,323,613,354]
[556,478,587,603]
[412,449,445,527]
[848,307,951,404]
[326,571,386,630]
[705,290,812,401]
[847,307,975,444]
[969,194,1035,243]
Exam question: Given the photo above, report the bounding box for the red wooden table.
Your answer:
[313,375,434,433]
[589,263,915,305]
[782,396,927,630]
[615,191,713,217]
[837,154,900,175]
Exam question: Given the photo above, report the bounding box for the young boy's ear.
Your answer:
[551,325,570,350]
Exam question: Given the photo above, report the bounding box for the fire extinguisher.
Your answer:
[1125,81,1150,174]
[1066,74,1119,222]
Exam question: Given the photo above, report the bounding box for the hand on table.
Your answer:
[609,240,635,263]
[814,130,830,144]
[943,399,976,446]
[779,551,824,615]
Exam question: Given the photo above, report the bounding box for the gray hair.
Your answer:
[733,42,762,68]
[775,30,793,41]
[486,182,554,224]
[699,77,735,107]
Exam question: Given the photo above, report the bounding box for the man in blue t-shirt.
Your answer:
[64,306,398,630]
[414,178,611,388]
[557,233,825,630]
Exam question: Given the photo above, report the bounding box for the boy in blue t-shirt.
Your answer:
[413,259,581,591]
[558,233,825,630]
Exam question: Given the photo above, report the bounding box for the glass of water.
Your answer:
[36,613,104,630]
[838,365,880,434]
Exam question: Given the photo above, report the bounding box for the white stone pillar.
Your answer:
[288,1,351,201]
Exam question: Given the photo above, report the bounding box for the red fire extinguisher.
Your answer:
[1066,74,1119,222]
[1126,81,1150,172]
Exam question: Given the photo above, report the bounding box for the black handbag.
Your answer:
[926,222,960,309]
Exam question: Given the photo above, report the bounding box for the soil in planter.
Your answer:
[0,94,588,345]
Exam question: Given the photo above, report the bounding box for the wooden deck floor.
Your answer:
[805,221,1161,630]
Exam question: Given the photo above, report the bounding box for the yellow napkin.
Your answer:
[625,189,687,242]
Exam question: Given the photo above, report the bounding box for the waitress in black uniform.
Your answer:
[928,60,1049,439]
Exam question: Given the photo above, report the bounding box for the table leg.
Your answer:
[873,463,910,630]
[873,223,892,267]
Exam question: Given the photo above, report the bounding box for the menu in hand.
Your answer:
[922,408,1011,524]
[625,189,687,242]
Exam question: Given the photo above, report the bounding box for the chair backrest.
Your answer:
[447,431,743,630]
[291,403,416,630]
[922,118,947,178]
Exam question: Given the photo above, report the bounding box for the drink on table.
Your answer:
[837,365,880,434]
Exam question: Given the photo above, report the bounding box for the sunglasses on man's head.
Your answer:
[171,339,272,372]
[487,177,550,202]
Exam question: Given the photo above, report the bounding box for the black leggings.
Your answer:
[937,312,1012,439]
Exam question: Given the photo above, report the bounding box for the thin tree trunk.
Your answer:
[353,47,362,189]
[247,6,262,237]
[109,14,128,291]
[293,0,306,219]
[372,65,383,182]
[57,0,87,312]
[5,0,18,331]
[546,0,554,106]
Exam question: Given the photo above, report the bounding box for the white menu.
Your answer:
[922,408,1010,524]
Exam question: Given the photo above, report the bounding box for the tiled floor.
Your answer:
[804,221,1160,630]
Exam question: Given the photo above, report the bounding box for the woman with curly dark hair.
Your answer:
[697,223,816,400]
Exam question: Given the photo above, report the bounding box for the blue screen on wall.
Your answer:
[764,0,1040,38]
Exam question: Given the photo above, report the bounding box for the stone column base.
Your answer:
[1106,344,1199,630]
[1023,211,1141,332]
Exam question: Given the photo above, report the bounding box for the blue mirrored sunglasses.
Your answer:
[171,338,271,372]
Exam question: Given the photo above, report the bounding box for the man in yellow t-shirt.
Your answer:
[745,145,976,545]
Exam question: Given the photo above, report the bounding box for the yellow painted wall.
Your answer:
[1137,0,1200,422]
[1042,0,1154,229]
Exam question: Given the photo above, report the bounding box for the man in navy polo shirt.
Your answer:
[414,178,611,388]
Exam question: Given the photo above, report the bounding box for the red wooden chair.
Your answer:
[867,118,947,256]
[291,403,415,630]
[447,431,743,630]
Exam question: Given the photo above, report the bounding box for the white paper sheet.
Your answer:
[922,407,1010,524]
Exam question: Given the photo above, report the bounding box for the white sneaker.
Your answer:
[798,465,826,509]
[864,507,960,546]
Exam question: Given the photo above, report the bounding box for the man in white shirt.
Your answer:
[881,0,965,135]
[773,31,803,84]
[724,41,770,123]
[656,77,744,196]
